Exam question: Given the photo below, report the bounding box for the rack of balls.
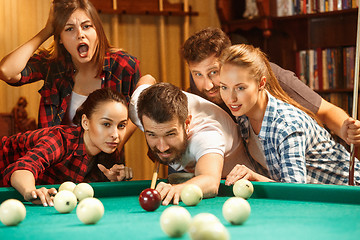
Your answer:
[56,182,103,224]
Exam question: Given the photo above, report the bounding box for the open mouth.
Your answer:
[77,43,89,58]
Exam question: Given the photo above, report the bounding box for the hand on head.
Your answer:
[44,2,55,37]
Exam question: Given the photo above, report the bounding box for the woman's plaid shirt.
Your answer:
[0,126,104,186]
[10,50,140,128]
[237,92,360,185]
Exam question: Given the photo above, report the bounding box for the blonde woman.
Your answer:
[220,44,360,186]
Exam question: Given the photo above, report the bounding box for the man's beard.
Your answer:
[147,131,188,166]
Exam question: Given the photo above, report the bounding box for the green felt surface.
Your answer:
[0,181,360,240]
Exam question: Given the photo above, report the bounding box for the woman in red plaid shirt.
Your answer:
[0,0,141,158]
[0,88,131,207]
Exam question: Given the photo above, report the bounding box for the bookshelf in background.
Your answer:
[295,45,357,149]
[296,47,355,111]
[273,0,357,17]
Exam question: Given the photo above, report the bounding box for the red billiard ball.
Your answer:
[139,188,161,211]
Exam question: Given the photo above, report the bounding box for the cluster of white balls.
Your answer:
[0,181,104,227]
[54,181,104,225]
[160,179,254,239]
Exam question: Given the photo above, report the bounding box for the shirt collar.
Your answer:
[258,91,277,140]
[236,115,250,142]
[103,51,111,72]
[71,126,87,157]
[63,52,107,78]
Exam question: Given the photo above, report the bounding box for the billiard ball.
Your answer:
[139,188,161,211]
[190,213,220,229]
[73,183,94,201]
[222,197,251,225]
[58,181,77,192]
[189,213,221,238]
[53,190,77,213]
[0,199,26,226]
[189,220,229,240]
[160,206,192,238]
[180,184,203,206]
[233,179,254,199]
[76,197,104,224]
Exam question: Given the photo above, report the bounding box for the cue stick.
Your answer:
[159,0,167,82]
[151,160,160,189]
[111,0,119,46]
[183,0,190,90]
[349,5,360,186]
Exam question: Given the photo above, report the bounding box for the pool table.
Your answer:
[0,180,360,240]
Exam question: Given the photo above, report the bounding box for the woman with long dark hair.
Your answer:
[1,88,131,206]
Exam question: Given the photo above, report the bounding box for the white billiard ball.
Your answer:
[76,197,104,224]
[233,179,254,199]
[160,206,192,238]
[53,190,77,213]
[191,213,220,228]
[180,184,203,206]
[58,181,77,192]
[189,213,222,238]
[73,183,94,201]
[189,220,229,240]
[222,197,251,225]
[0,199,26,226]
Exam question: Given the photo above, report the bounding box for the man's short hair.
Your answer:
[181,27,231,63]
[137,83,189,124]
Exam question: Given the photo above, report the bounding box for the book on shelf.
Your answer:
[270,0,357,16]
[295,46,355,91]
[276,0,294,16]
